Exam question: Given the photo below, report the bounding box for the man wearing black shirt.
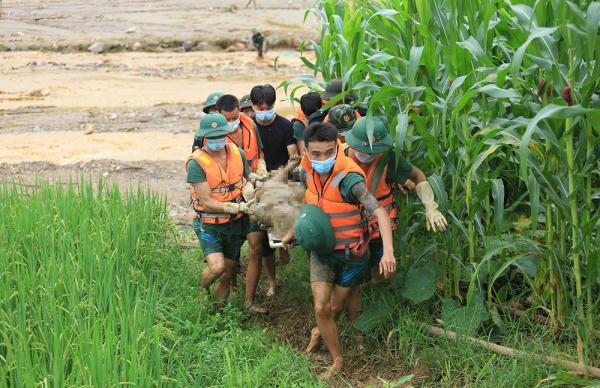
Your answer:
[251,84,298,296]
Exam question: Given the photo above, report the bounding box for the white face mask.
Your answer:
[228,118,240,129]
[354,151,376,164]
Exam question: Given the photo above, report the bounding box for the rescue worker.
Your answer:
[281,122,396,380]
[216,94,271,313]
[327,104,358,143]
[306,116,448,349]
[308,78,365,125]
[203,92,224,114]
[186,113,256,311]
[251,84,298,295]
[240,94,255,119]
[251,27,267,59]
[292,92,322,156]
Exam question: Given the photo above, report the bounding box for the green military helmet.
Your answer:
[345,116,393,154]
[294,204,336,254]
[240,94,252,109]
[321,78,359,101]
[328,105,357,136]
[195,113,234,139]
[203,92,225,114]
[251,27,258,33]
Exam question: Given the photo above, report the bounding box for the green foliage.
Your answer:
[0,178,321,387]
[285,0,600,368]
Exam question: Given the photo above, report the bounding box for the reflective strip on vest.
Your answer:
[210,180,243,194]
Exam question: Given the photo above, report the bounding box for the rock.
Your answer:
[293,38,303,48]
[194,112,205,119]
[108,167,115,173]
[22,45,29,51]
[147,41,159,47]
[181,40,192,51]
[87,42,104,54]
[176,47,186,53]
[195,41,209,51]
[156,46,164,53]
[40,89,50,96]
[304,43,314,51]
[234,42,246,51]
[132,42,142,51]
[267,36,278,48]
[226,45,238,52]
[8,45,17,51]
[84,123,94,135]
[126,27,138,34]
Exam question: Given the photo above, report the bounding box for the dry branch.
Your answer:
[424,325,600,378]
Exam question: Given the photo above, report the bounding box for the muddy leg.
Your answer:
[245,231,267,313]
[264,253,276,297]
[345,286,364,349]
[311,282,343,380]
[201,253,229,309]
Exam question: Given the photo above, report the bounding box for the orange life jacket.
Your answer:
[301,139,367,258]
[346,147,398,238]
[203,114,260,172]
[185,143,245,224]
[291,106,308,129]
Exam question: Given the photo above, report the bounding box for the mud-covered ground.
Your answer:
[1,0,319,51]
[0,48,314,223]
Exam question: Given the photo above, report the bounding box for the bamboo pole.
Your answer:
[492,303,600,341]
[425,325,600,378]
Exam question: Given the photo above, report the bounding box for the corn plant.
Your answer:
[282,0,600,370]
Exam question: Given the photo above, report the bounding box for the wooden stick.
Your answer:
[424,325,600,378]
[492,303,600,340]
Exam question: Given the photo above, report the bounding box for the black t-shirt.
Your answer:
[254,115,295,171]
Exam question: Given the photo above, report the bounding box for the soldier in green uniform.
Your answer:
[203,92,224,114]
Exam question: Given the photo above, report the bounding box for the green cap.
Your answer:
[251,27,258,33]
[240,94,252,109]
[345,116,393,154]
[203,92,225,114]
[294,204,336,254]
[195,113,234,139]
[321,78,358,101]
[328,105,357,135]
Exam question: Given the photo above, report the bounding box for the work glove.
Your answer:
[416,181,448,233]
[223,199,255,215]
[247,172,261,185]
[242,182,255,202]
[255,159,269,180]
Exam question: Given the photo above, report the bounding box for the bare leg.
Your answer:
[311,282,343,380]
[245,231,267,313]
[245,0,253,8]
[309,284,362,353]
[202,253,235,311]
[230,261,238,295]
[344,286,364,348]
[264,253,276,297]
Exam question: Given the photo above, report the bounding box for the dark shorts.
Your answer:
[193,218,243,262]
[369,238,384,268]
[310,253,372,288]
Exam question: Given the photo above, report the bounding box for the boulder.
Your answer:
[87,42,104,54]
[226,45,238,52]
[181,40,192,51]
[267,36,278,48]
[195,41,209,51]
[132,42,141,51]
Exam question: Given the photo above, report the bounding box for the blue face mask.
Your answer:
[255,108,275,122]
[206,138,227,151]
[354,151,376,164]
[309,151,337,174]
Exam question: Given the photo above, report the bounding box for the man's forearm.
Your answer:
[373,207,394,253]
[287,144,299,156]
[409,166,427,185]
